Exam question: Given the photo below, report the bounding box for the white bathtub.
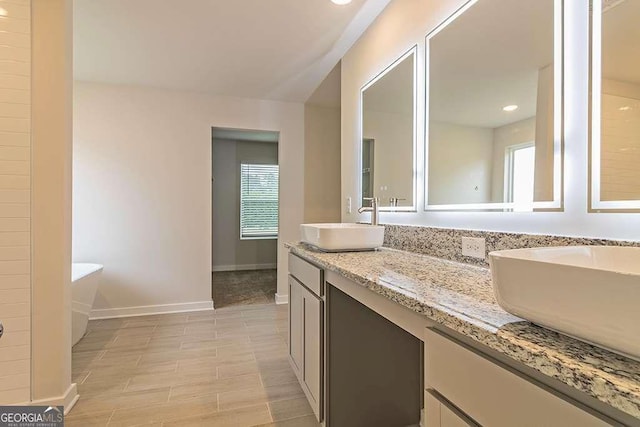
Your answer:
[72,263,103,346]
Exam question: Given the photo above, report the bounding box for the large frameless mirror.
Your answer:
[590,0,640,211]
[360,47,417,211]
[425,0,563,211]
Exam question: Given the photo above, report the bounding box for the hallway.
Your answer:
[212,269,277,308]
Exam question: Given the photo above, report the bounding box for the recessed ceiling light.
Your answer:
[0,7,7,16]
[331,0,352,4]
[502,105,518,112]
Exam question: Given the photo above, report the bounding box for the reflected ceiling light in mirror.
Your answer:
[331,0,352,4]
[0,7,7,16]
[502,105,519,112]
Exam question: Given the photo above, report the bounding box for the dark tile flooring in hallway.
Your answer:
[68,303,319,427]
[212,269,277,309]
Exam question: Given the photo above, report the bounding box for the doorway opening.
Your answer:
[211,127,280,308]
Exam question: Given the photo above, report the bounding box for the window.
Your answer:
[505,143,535,210]
[240,163,279,239]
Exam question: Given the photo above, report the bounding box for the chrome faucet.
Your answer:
[358,197,379,225]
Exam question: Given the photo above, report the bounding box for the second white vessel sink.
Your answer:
[489,246,640,360]
[300,223,385,252]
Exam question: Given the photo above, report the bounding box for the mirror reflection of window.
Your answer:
[361,49,415,210]
[599,0,640,203]
[505,143,536,211]
[426,0,559,209]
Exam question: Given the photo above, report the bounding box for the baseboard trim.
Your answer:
[31,383,79,415]
[275,293,288,305]
[212,263,277,272]
[64,384,79,414]
[90,301,214,320]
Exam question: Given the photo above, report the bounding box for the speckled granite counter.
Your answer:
[287,243,640,421]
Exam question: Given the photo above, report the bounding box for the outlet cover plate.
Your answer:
[462,237,486,259]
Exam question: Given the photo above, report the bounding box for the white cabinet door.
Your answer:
[288,276,303,380]
[302,286,322,419]
[288,274,323,422]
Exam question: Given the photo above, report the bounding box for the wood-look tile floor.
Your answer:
[212,270,277,309]
[69,303,319,427]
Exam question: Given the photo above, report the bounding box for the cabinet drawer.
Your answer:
[426,390,478,427]
[289,253,323,296]
[425,329,612,427]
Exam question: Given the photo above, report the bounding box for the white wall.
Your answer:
[0,0,31,404]
[73,82,304,314]
[212,139,278,271]
[341,0,640,241]
[304,62,342,223]
[363,109,414,205]
[32,0,75,406]
[304,104,342,223]
[428,121,493,205]
[0,0,75,407]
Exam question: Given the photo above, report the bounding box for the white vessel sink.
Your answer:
[489,246,640,360]
[300,223,385,252]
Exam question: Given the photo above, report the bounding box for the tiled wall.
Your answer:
[600,93,640,201]
[0,0,31,405]
[383,224,640,268]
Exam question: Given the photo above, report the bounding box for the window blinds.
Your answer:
[240,163,279,239]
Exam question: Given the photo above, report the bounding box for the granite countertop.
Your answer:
[287,243,640,420]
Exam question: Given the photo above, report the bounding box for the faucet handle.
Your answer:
[389,197,406,207]
[362,197,379,207]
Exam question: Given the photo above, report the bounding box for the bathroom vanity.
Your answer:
[290,0,640,423]
[286,244,640,427]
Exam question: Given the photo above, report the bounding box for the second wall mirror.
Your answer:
[590,0,640,211]
[425,0,563,211]
[360,47,417,211]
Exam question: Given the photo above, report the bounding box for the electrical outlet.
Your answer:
[346,197,352,214]
[462,237,486,259]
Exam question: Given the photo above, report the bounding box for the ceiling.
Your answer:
[73,0,390,103]
[429,0,555,129]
